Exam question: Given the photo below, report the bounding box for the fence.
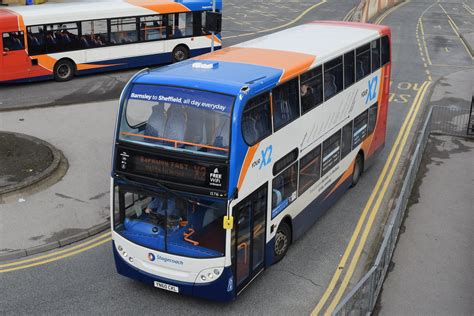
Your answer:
[333,105,473,315]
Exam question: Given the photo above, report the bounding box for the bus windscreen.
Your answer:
[119,84,234,156]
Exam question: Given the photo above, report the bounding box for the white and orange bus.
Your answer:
[111,21,391,301]
[0,0,221,82]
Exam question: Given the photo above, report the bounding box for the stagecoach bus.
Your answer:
[0,0,221,83]
[111,21,391,301]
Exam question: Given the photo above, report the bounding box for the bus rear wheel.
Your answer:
[54,59,75,82]
[274,222,291,262]
[351,153,364,187]
[172,45,189,63]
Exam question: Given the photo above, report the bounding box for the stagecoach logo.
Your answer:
[148,253,156,262]
[209,168,222,187]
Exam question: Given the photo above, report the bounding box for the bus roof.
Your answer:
[134,21,390,96]
[2,0,218,26]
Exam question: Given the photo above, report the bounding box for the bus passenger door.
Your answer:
[233,183,267,293]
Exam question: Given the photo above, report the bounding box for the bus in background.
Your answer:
[0,0,221,83]
[111,21,391,301]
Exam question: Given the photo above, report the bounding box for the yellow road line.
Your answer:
[375,0,409,25]
[325,81,431,314]
[343,7,356,22]
[0,236,112,273]
[311,81,428,315]
[462,3,474,15]
[418,20,432,65]
[0,232,111,269]
[223,0,327,40]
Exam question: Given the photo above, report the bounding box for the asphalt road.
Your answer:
[1,0,472,315]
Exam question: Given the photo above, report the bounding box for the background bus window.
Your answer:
[44,23,80,53]
[242,93,272,145]
[344,50,355,88]
[110,18,138,44]
[341,122,353,159]
[324,56,343,100]
[368,102,378,134]
[300,66,323,114]
[381,36,390,65]
[353,110,368,147]
[272,78,299,130]
[81,20,108,48]
[168,13,193,38]
[272,162,297,219]
[322,131,341,176]
[2,32,24,51]
[27,27,46,55]
[371,38,381,71]
[140,15,165,41]
[356,43,371,81]
[298,145,321,195]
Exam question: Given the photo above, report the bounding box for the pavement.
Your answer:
[376,70,474,314]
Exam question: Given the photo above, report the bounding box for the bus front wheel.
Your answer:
[274,222,291,262]
[54,59,75,82]
[172,45,189,63]
[351,153,364,187]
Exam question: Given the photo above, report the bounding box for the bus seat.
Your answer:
[163,106,187,143]
[242,116,258,144]
[357,59,365,78]
[145,105,166,143]
[272,189,282,207]
[325,73,337,98]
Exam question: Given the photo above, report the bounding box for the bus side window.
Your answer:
[322,131,341,176]
[353,110,368,147]
[2,32,25,52]
[242,93,272,146]
[271,162,297,218]
[368,102,378,134]
[324,56,343,101]
[341,122,353,159]
[298,145,321,196]
[140,15,165,41]
[81,20,109,48]
[381,36,390,65]
[300,66,323,114]
[371,39,381,72]
[27,27,46,55]
[272,78,299,131]
[110,18,138,44]
[356,43,371,81]
[344,50,355,88]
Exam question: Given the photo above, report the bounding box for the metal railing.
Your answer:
[333,105,473,315]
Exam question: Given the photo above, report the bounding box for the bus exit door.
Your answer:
[233,183,267,293]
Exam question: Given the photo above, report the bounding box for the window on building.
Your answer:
[344,50,355,88]
[341,122,353,159]
[242,93,272,145]
[272,162,298,219]
[381,35,390,65]
[110,17,138,44]
[356,43,371,81]
[300,66,323,114]
[140,15,165,41]
[322,131,341,176]
[353,111,368,147]
[298,145,321,195]
[27,26,46,55]
[324,56,343,100]
[81,20,109,48]
[368,103,378,134]
[2,31,25,52]
[371,38,381,72]
[272,78,299,130]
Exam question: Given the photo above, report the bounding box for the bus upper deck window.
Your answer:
[242,93,271,145]
[381,36,390,65]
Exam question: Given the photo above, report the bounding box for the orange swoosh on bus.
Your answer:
[195,47,316,83]
[237,143,260,190]
[206,34,222,44]
[325,159,356,199]
[126,0,190,13]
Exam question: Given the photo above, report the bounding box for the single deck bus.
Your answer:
[111,21,391,301]
[0,0,221,83]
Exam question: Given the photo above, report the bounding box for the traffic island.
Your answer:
[0,131,64,195]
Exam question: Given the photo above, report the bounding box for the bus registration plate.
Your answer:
[154,281,179,293]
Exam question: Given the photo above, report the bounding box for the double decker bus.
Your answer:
[0,0,221,83]
[111,21,391,301]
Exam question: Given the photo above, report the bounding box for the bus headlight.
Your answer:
[196,267,224,283]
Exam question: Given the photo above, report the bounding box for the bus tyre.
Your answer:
[172,45,189,63]
[351,154,364,187]
[274,222,291,262]
[54,59,75,82]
